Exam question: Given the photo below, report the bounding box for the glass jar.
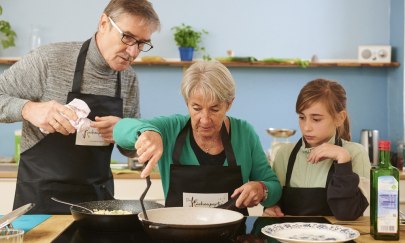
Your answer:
[30,27,42,50]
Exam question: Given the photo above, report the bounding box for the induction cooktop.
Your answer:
[51,216,340,243]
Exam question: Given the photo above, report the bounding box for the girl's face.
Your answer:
[298,101,345,147]
[187,90,232,138]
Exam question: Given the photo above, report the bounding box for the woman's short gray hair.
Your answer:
[181,61,236,104]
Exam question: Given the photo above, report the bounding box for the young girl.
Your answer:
[263,79,370,220]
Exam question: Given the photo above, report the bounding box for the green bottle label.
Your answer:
[377,175,398,233]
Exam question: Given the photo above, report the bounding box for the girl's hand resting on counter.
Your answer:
[135,130,163,178]
[307,143,351,164]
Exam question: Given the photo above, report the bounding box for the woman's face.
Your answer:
[298,101,343,147]
[187,90,232,138]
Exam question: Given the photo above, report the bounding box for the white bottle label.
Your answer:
[377,175,398,233]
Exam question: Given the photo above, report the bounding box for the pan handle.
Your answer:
[140,218,171,229]
[216,196,239,210]
[100,184,115,200]
[149,224,169,229]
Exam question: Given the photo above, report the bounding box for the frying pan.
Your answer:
[138,207,244,242]
[69,199,163,231]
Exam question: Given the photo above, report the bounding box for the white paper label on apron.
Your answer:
[182,192,228,208]
[75,127,109,146]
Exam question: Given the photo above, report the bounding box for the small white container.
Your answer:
[0,229,24,243]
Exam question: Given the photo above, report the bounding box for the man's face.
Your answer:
[96,13,153,71]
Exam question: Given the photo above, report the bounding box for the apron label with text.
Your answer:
[183,192,228,207]
[76,127,109,146]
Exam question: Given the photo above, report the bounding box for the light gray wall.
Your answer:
[0,0,401,162]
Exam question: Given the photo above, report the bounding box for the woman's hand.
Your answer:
[231,181,265,208]
[262,205,284,217]
[135,130,163,178]
[91,116,121,144]
[307,143,351,164]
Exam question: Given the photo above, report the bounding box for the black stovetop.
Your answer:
[51,216,336,243]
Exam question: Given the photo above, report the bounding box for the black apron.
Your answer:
[165,120,248,215]
[13,38,123,214]
[279,137,341,216]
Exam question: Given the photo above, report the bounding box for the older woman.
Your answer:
[113,61,281,214]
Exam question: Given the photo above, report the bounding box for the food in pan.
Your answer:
[92,209,132,215]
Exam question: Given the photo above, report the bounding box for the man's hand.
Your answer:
[22,100,77,135]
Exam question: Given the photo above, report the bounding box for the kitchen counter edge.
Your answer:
[23,215,403,243]
[2,169,405,180]
[0,170,161,179]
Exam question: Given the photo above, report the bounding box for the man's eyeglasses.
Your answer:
[108,17,153,52]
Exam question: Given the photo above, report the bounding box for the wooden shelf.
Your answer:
[0,58,20,65]
[0,57,400,68]
[135,60,400,68]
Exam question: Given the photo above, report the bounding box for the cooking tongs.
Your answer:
[0,203,35,229]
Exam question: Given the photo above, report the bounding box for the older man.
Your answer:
[0,0,160,214]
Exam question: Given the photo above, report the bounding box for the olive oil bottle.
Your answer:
[370,140,400,240]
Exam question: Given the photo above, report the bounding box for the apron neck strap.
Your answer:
[285,136,342,187]
[285,139,302,187]
[172,119,237,166]
[72,38,121,97]
[220,121,237,166]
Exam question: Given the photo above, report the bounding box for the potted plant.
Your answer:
[0,5,16,49]
[172,23,208,61]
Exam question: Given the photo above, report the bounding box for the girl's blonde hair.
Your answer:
[296,78,351,141]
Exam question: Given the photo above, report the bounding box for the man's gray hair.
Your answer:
[104,0,160,32]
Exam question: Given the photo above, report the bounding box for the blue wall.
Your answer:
[388,0,405,144]
[0,0,391,59]
[0,0,402,162]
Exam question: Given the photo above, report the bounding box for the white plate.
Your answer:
[261,222,360,243]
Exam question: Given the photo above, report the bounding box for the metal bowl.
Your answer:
[266,128,296,138]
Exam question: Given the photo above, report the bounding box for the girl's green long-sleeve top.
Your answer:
[113,114,282,207]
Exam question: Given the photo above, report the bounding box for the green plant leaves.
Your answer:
[0,20,16,49]
[171,23,207,50]
[0,5,16,49]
